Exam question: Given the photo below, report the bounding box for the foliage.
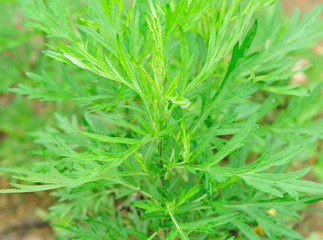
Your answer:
[0,1,85,169]
[1,0,323,239]
[0,1,46,168]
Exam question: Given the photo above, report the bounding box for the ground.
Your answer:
[0,179,55,240]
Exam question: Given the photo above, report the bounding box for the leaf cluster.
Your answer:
[1,0,323,239]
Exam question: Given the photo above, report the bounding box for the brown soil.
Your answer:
[295,201,323,238]
[281,0,323,15]
[0,179,56,240]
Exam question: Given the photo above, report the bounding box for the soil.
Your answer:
[295,201,323,238]
[0,179,56,240]
[281,0,323,15]
[293,171,323,238]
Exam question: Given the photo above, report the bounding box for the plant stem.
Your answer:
[155,102,165,187]
[147,231,158,240]
[168,206,188,240]
[159,137,165,186]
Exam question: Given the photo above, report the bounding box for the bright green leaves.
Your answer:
[19,0,76,39]
[200,112,260,169]
[183,0,258,96]
[130,184,204,239]
[110,118,148,136]
[180,212,241,231]
[203,144,323,199]
[131,200,167,219]
[264,4,323,60]
[10,66,86,102]
[240,169,323,199]
[3,1,323,240]
[79,131,140,145]
[215,18,259,97]
[0,167,71,193]
[87,0,117,39]
[128,3,141,58]
[188,19,260,134]
[231,219,261,240]
[262,84,310,97]
[179,27,194,95]
[146,0,166,96]
[175,184,203,208]
[220,195,323,240]
[164,0,215,41]
[0,184,65,193]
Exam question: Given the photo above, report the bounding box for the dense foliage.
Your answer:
[1,0,323,239]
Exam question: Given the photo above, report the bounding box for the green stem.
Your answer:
[168,206,188,240]
[111,179,152,198]
[147,231,158,240]
[159,137,165,186]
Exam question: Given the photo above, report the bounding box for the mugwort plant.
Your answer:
[2,0,323,239]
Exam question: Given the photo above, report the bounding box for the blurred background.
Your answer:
[0,0,323,239]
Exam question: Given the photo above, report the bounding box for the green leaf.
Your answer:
[179,26,193,94]
[240,168,323,199]
[231,220,261,240]
[78,130,140,145]
[262,84,310,97]
[165,228,178,240]
[180,212,241,230]
[176,184,203,208]
[201,111,259,169]
[111,118,148,136]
